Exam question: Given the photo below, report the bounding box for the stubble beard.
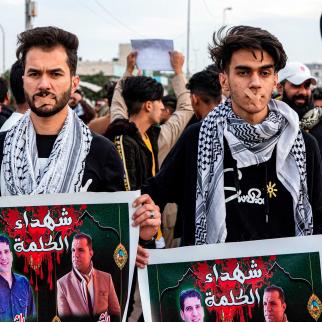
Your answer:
[25,87,72,118]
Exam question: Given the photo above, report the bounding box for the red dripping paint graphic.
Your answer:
[2,204,86,290]
[192,256,276,322]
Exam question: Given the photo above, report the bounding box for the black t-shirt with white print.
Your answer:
[223,139,294,242]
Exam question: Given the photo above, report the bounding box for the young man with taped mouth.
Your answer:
[139,25,322,250]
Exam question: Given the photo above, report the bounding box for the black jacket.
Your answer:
[105,119,160,190]
[143,122,322,245]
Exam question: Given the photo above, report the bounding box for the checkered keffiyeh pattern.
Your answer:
[195,98,313,245]
[0,108,92,195]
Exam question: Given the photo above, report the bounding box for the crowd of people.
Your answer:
[0,24,321,322]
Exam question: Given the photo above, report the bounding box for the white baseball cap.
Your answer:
[278,62,317,85]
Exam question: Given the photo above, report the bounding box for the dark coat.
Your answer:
[105,119,160,190]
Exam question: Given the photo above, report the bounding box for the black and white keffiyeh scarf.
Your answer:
[0,108,93,195]
[196,98,313,244]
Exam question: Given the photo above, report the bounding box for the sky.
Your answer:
[0,0,321,74]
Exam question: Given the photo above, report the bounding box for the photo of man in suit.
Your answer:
[57,233,121,319]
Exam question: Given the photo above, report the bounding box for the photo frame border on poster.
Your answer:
[138,235,322,322]
[0,191,140,322]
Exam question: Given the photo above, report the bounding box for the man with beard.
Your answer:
[277,62,322,156]
[0,26,160,259]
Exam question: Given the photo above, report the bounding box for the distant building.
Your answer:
[118,43,132,67]
[77,59,114,76]
[77,43,131,77]
[307,63,322,85]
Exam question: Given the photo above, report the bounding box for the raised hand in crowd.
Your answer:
[126,51,138,75]
[169,50,185,75]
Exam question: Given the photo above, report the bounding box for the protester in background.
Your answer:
[109,51,193,255]
[0,77,13,127]
[88,81,116,134]
[69,88,96,124]
[106,76,163,191]
[110,50,193,166]
[313,87,322,107]
[186,68,222,119]
[161,94,177,124]
[106,75,165,322]
[0,60,29,132]
[205,63,229,100]
[142,26,322,249]
[106,76,165,249]
[278,62,322,156]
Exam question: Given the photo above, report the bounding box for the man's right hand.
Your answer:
[126,51,137,75]
[169,51,185,75]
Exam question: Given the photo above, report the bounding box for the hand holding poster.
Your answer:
[0,191,140,322]
[138,236,322,322]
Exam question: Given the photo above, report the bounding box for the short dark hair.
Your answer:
[264,285,285,304]
[104,81,117,107]
[209,25,287,72]
[122,76,164,116]
[186,68,222,105]
[10,60,25,105]
[0,235,11,248]
[162,94,177,112]
[16,26,79,75]
[74,89,83,96]
[179,289,202,311]
[73,233,93,250]
[0,77,8,103]
[313,87,322,101]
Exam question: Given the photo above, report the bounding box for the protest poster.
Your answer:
[138,235,322,322]
[131,39,174,71]
[0,191,140,322]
